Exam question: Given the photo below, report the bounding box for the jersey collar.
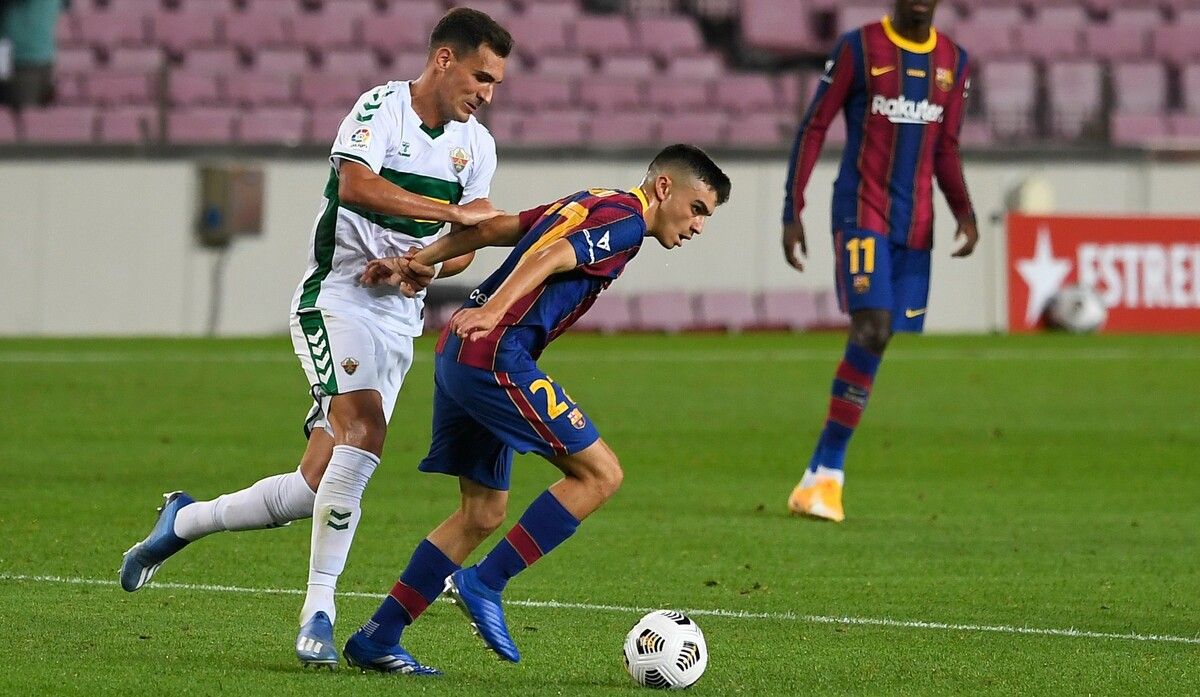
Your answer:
[881,15,937,54]
[630,186,649,216]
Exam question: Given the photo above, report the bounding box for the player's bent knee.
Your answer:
[592,457,624,501]
[464,505,506,539]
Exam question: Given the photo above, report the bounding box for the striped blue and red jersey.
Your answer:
[438,187,648,372]
[783,16,974,250]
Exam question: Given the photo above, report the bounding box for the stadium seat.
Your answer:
[518,110,588,146]
[574,16,636,58]
[1083,23,1149,61]
[713,74,777,114]
[252,48,310,75]
[813,289,849,328]
[633,16,706,60]
[167,107,237,144]
[75,8,150,48]
[151,7,222,56]
[0,109,17,143]
[224,10,289,50]
[696,291,759,332]
[1048,61,1104,138]
[598,54,658,78]
[168,70,223,107]
[308,106,350,144]
[1109,7,1166,28]
[391,51,432,80]
[632,291,698,333]
[1111,62,1168,114]
[758,289,819,331]
[57,46,99,73]
[98,105,159,145]
[730,112,793,148]
[740,0,825,55]
[482,110,522,143]
[503,74,578,112]
[949,21,1016,61]
[571,294,633,334]
[86,71,157,106]
[320,49,381,75]
[644,80,714,113]
[835,3,887,35]
[667,54,724,79]
[577,76,643,111]
[522,0,584,22]
[1185,64,1200,114]
[238,107,308,145]
[361,13,438,55]
[182,47,242,73]
[1014,24,1082,60]
[777,72,809,113]
[534,54,593,78]
[508,16,572,59]
[107,47,165,72]
[586,110,660,147]
[1152,24,1200,66]
[1110,113,1170,147]
[658,112,729,147]
[980,60,1038,138]
[1168,113,1200,139]
[958,118,996,148]
[225,71,296,107]
[1032,5,1090,27]
[22,106,98,143]
[289,10,359,51]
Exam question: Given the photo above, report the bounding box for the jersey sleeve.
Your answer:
[934,53,975,223]
[329,86,397,173]
[782,34,858,224]
[518,203,555,233]
[565,206,644,278]
[460,127,497,205]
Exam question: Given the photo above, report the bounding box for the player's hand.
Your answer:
[951,218,979,258]
[449,306,501,342]
[782,220,808,271]
[454,198,505,227]
[361,256,435,296]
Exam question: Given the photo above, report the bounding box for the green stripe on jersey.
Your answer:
[298,170,341,311]
[342,168,464,239]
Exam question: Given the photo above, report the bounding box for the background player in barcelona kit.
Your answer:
[781,0,978,522]
[332,145,731,674]
[118,8,512,667]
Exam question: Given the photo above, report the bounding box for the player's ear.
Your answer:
[654,173,672,202]
[431,46,454,71]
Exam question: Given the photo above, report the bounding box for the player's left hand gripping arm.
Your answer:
[360,213,524,292]
[450,239,577,341]
[934,61,979,258]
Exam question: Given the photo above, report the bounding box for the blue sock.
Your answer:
[475,490,580,592]
[808,342,881,473]
[363,540,459,646]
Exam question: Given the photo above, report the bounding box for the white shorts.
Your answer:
[289,310,414,437]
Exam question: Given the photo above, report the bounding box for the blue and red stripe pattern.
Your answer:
[784,17,973,250]
[439,188,647,372]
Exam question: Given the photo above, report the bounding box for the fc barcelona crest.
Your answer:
[853,275,871,294]
[450,147,470,173]
[567,408,586,430]
[935,67,954,92]
[341,357,360,375]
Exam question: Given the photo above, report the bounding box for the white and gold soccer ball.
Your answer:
[1046,284,1108,334]
[622,611,707,689]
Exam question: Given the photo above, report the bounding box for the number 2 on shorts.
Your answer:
[530,378,568,419]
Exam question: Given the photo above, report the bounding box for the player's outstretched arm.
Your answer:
[360,214,523,292]
[450,239,577,342]
[338,161,502,227]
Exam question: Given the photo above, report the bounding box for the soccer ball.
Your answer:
[622,611,707,689]
[1045,284,1107,334]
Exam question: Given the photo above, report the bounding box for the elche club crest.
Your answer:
[450,147,470,173]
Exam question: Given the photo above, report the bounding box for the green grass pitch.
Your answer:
[1,333,1197,695]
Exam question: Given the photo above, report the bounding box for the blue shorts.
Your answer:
[833,227,931,333]
[417,354,601,491]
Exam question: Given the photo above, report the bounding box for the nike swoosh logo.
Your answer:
[905,308,927,318]
[870,65,896,76]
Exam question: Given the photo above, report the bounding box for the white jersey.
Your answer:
[291,80,497,336]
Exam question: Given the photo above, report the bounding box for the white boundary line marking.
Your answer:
[2,573,1197,646]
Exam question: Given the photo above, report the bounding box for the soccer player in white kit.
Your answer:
[118,8,512,668]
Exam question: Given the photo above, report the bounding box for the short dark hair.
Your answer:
[429,8,514,59]
[648,144,732,206]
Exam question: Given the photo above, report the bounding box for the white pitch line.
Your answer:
[2,572,1197,647]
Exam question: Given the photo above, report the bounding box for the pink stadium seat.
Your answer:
[964,6,1025,27]
[1032,6,1090,27]
[168,70,222,107]
[836,4,887,35]
[518,110,587,146]
[577,76,642,111]
[241,0,302,16]
[777,72,809,112]
[741,0,825,55]
[571,294,633,334]
[320,49,380,74]
[522,0,584,22]
[1083,24,1149,61]
[633,16,705,60]
[813,289,849,328]
[298,73,366,109]
[958,118,995,148]
[574,16,635,57]
[949,21,1015,61]
[107,47,165,72]
[86,71,156,105]
[645,81,714,113]
[361,13,438,55]
[22,106,98,143]
[75,9,149,47]
[667,54,724,79]
[598,55,657,78]
[1111,62,1168,114]
[1048,61,1104,138]
[55,12,79,48]
[225,71,296,107]
[225,11,288,50]
[167,107,237,144]
[0,109,18,143]
[289,10,359,51]
[1169,114,1200,139]
[658,112,729,147]
[151,8,221,55]
[713,73,777,114]
[309,107,350,144]
[729,112,792,148]
[586,110,660,147]
[238,107,308,145]
[1014,24,1081,60]
[482,110,522,143]
[1152,25,1200,66]
[57,46,99,72]
[315,0,377,18]
[54,74,86,104]
[461,0,516,24]
[508,16,571,59]
[696,291,759,332]
[1109,7,1166,27]
[980,60,1037,138]
[253,48,310,75]
[1110,113,1170,147]
[633,291,698,333]
[535,54,592,78]
[98,105,159,144]
[183,47,242,73]
[502,74,577,111]
[1185,64,1200,114]
[758,290,819,331]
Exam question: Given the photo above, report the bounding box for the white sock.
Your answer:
[173,468,317,541]
[300,444,379,626]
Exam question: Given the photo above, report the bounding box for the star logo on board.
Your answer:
[1016,226,1072,325]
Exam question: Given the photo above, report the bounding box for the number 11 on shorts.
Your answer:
[846,236,876,275]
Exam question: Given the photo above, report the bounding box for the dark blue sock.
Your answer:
[364,539,459,645]
[808,342,881,473]
[476,490,580,592]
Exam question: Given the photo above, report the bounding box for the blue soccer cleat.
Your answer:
[343,629,442,675]
[444,567,520,663]
[119,491,195,592]
[296,611,339,668]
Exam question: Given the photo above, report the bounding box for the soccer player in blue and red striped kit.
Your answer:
[782,0,978,521]
[340,145,731,674]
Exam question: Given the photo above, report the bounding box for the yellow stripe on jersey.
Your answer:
[521,201,589,261]
[630,186,649,215]
[411,196,451,224]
